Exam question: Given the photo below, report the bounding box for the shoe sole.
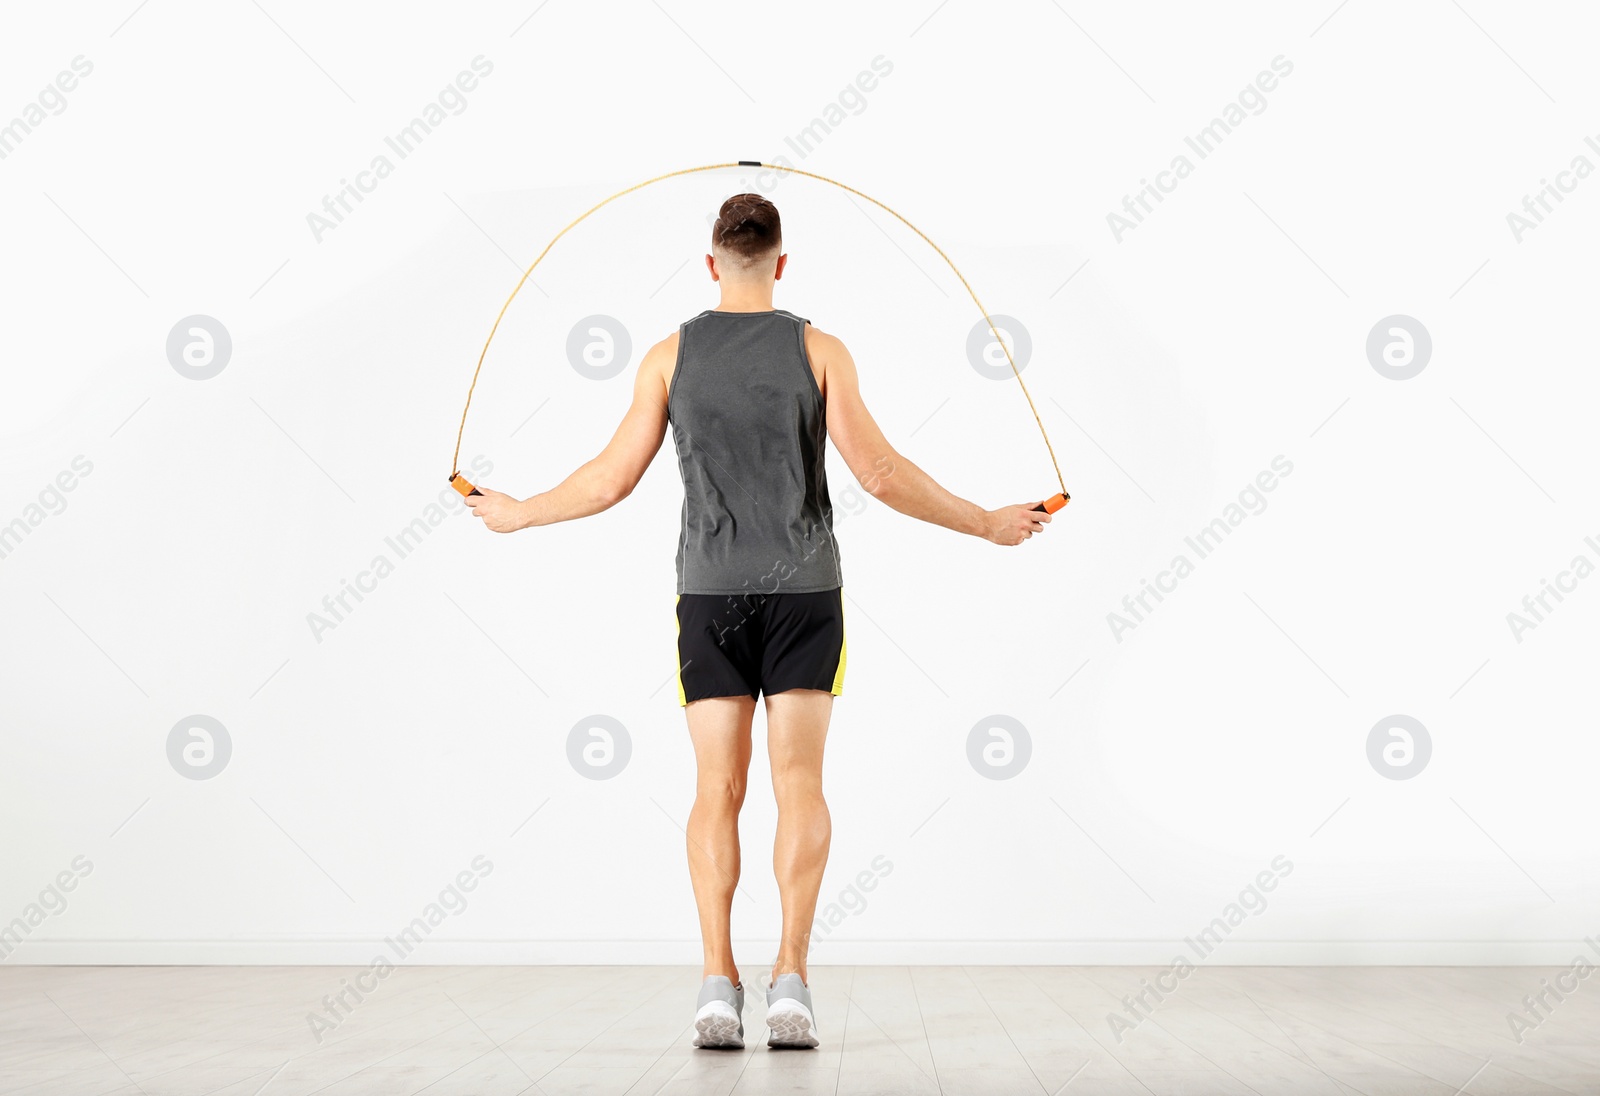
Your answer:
[693,1000,744,1048]
[766,997,819,1048]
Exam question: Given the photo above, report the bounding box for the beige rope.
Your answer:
[452,161,1066,499]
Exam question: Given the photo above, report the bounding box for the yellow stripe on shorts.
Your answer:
[674,595,687,706]
[831,595,847,696]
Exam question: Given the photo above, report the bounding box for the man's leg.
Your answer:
[685,695,757,985]
[764,689,834,983]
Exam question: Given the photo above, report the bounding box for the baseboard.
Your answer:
[3,938,1590,965]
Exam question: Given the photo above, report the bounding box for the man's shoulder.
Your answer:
[644,329,681,362]
[803,323,845,358]
[641,330,682,395]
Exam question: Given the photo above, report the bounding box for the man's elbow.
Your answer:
[588,465,634,508]
[597,477,632,508]
[861,451,900,497]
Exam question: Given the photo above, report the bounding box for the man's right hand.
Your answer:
[984,503,1052,546]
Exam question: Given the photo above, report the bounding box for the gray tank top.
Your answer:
[668,308,842,596]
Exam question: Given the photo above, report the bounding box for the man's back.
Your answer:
[668,307,841,598]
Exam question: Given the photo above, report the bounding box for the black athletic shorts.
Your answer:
[674,588,847,705]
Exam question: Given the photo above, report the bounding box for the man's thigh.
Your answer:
[685,695,757,783]
[763,690,832,780]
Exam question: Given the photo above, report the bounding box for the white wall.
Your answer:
[2,0,1596,967]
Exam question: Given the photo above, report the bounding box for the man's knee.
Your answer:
[771,771,825,810]
[696,774,748,811]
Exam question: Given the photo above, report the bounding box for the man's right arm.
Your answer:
[809,326,1048,547]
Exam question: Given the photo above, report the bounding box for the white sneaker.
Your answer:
[692,975,745,1048]
[764,972,819,1048]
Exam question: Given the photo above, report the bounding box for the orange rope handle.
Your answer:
[452,161,1066,499]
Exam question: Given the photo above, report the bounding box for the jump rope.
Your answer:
[449,160,1070,516]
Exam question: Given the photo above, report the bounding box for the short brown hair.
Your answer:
[712,193,781,265]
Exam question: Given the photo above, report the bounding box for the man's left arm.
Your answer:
[467,336,673,532]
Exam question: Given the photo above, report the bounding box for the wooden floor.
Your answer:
[1,965,1597,1095]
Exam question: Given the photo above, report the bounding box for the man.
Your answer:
[466,193,1050,1049]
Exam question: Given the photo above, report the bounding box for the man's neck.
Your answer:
[715,285,775,312]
